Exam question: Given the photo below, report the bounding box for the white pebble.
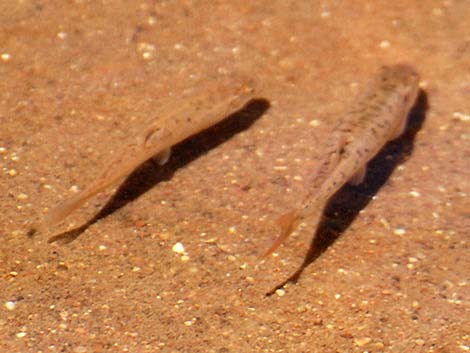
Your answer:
[172,242,185,254]
[275,288,286,297]
[309,119,320,126]
[16,331,26,338]
[409,190,421,197]
[394,228,406,235]
[148,16,157,26]
[379,40,391,49]
[354,337,371,346]
[453,112,470,122]
[1,53,11,61]
[5,301,16,310]
[16,193,28,200]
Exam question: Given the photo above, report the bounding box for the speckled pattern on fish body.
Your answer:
[32,78,257,233]
[263,64,420,257]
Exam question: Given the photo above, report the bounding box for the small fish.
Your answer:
[262,64,420,257]
[32,78,257,234]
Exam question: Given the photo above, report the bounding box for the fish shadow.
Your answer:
[47,98,270,244]
[267,90,429,295]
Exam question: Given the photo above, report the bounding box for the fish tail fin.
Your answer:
[261,210,302,259]
[41,193,89,229]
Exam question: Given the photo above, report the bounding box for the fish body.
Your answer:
[35,78,256,232]
[263,64,420,257]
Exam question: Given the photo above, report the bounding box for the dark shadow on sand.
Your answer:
[267,90,428,295]
[47,98,270,244]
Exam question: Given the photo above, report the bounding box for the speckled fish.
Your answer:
[33,78,256,233]
[262,64,420,257]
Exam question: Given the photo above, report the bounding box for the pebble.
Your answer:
[5,301,16,310]
[275,288,286,297]
[394,228,406,235]
[453,112,470,122]
[172,242,185,254]
[137,42,156,60]
[415,338,425,346]
[16,193,28,200]
[309,119,321,127]
[379,40,391,49]
[148,16,157,26]
[354,337,372,346]
[461,133,470,141]
[184,319,194,326]
[1,53,11,61]
[409,190,421,197]
[16,331,26,338]
[158,232,170,240]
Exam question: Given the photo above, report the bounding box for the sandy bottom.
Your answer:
[1,1,469,352]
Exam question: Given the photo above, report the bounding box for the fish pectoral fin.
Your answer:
[261,210,301,259]
[142,123,166,149]
[154,147,171,166]
[349,165,367,185]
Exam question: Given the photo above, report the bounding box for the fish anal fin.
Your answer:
[349,165,367,186]
[261,210,301,259]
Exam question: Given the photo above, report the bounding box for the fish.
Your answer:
[31,77,257,234]
[262,63,420,258]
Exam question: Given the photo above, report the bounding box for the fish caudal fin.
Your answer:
[28,195,85,236]
[41,193,89,229]
[261,210,302,259]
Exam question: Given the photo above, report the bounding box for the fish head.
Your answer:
[380,63,420,111]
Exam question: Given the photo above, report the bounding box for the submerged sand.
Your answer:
[1,1,469,352]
